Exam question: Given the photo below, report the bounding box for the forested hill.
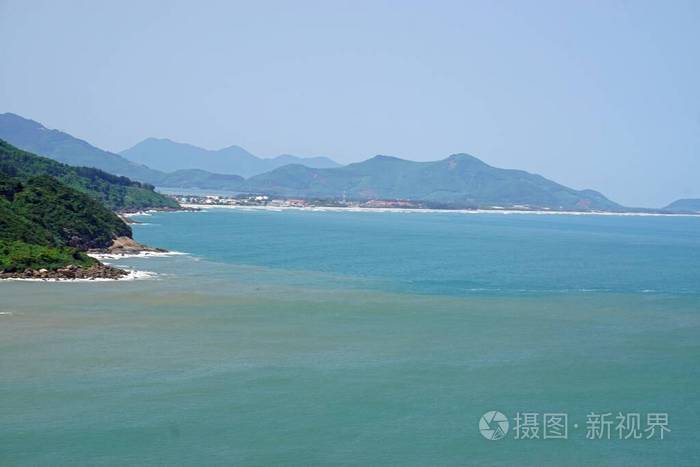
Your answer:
[0,172,132,272]
[0,173,130,249]
[0,140,178,210]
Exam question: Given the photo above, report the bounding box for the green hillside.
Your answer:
[0,240,96,273]
[5,175,131,249]
[0,172,131,272]
[0,139,178,210]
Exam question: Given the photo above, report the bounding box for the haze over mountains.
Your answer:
[120,138,339,177]
[0,112,630,211]
[0,113,339,188]
[0,113,162,183]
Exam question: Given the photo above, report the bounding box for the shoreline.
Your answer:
[0,269,157,282]
[1,263,134,282]
[1,235,182,284]
[119,206,201,216]
[88,250,187,260]
[179,203,700,218]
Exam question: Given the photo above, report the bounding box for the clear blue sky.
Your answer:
[1,0,698,207]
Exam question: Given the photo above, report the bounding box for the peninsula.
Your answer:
[0,140,179,279]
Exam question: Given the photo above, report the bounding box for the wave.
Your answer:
[88,251,188,260]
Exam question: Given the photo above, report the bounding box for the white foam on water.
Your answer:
[88,251,188,260]
[180,203,700,217]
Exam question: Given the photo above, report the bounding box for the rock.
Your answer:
[88,236,167,256]
[0,263,129,280]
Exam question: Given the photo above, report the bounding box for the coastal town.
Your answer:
[171,193,430,210]
[168,193,700,215]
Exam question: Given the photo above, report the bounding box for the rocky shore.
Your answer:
[89,236,167,256]
[1,237,170,281]
[0,263,128,280]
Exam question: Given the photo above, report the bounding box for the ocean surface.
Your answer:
[2,208,699,466]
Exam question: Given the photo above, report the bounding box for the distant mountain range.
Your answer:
[0,113,338,184]
[0,113,164,183]
[0,112,625,211]
[120,137,340,177]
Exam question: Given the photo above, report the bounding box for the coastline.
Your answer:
[0,269,157,282]
[180,203,700,217]
[88,250,187,260]
[0,238,177,282]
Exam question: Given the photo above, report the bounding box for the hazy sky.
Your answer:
[1,0,698,207]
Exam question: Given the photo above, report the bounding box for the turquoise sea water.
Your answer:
[2,209,699,466]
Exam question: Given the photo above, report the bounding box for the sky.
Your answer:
[0,0,698,207]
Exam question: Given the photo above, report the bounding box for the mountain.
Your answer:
[0,113,247,189]
[0,139,178,210]
[0,113,337,189]
[664,199,700,212]
[243,154,621,210]
[120,137,340,177]
[0,113,165,183]
[0,113,621,210]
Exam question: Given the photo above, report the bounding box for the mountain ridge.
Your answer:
[0,113,165,183]
[0,113,623,211]
[242,153,621,210]
[119,137,341,177]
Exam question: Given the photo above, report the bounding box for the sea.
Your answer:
[2,207,699,466]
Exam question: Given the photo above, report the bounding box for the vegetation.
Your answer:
[0,240,96,272]
[0,171,131,271]
[0,139,179,210]
[7,175,131,249]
